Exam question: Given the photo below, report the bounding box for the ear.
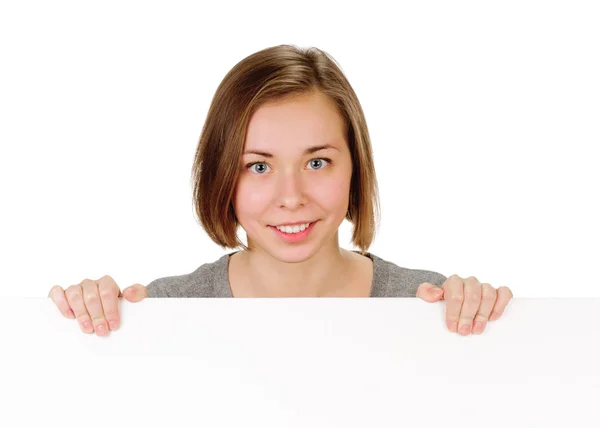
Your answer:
[416,282,444,302]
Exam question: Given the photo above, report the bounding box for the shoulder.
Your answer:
[145,253,231,298]
[369,253,447,297]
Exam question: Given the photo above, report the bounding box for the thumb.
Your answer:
[122,283,148,302]
[416,282,444,302]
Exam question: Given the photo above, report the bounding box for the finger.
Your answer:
[96,275,121,332]
[65,284,94,334]
[472,283,497,334]
[123,284,148,302]
[456,276,482,336]
[489,286,514,321]
[48,285,75,319]
[442,275,465,333]
[416,282,444,302]
[81,279,109,336]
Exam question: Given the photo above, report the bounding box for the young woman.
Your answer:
[48,45,514,337]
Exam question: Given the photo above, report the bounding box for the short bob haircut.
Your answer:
[191,44,381,255]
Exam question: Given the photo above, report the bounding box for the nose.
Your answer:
[275,169,308,209]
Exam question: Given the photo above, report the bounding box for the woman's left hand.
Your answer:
[416,275,514,336]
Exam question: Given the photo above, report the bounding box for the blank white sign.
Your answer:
[2,297,599,427]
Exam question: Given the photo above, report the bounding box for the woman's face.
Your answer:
[233,90,353,262]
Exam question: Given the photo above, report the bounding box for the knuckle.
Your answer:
[91,316,106,325]
[481,284,496,299]
[98,277,120,296]
[76,312,88,321]
[99,288,114,299]
[65,284,80,293]
[475,312,488,321]
[65,288,82,302]
[465,291,481,302]
[482,293,495,302]
[466,276,479,283]
[49,285,63,295]
[500,286,514,298]
[49,289,60,301]
[451,293,464,303]
[105,317,119,326]
[76,315,92,327]
[103,310,119,321]
[84,292,99,304]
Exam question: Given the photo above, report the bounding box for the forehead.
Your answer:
[245,91,345,148]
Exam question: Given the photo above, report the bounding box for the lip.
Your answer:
[269,220,315,227]
[269,220,318,243]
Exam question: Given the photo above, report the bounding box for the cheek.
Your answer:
[233,178,271,218]
[310,174,351,212]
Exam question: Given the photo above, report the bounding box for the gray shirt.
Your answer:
[146,251,447,298]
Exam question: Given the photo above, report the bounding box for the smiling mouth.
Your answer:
[269,220,318,233]
[268,220,318,241]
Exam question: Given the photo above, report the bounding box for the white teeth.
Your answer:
[276,222,310,234]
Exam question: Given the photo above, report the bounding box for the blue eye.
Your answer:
[307,158,330,170]
[245,158,332,174]
[248,162,271,174]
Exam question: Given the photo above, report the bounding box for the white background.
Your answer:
[1,0,599,298]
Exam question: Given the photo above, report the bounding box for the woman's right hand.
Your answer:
[48,276,147,336]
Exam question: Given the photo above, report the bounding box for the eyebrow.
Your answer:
[243,144,339,158]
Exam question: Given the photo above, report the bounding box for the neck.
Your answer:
[236,243,352,298]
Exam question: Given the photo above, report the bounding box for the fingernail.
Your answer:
[459,325,471,335]
[82,321,91,330]
[67,309,75,318]
[473,321,483,333]
[109,321,118,330]
[96,325,106,335]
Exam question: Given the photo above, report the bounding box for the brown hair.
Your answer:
[190,44,381,255]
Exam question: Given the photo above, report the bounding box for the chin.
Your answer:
[250,240,317,264]
[262,245,316,264]
[280,251,316,264]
